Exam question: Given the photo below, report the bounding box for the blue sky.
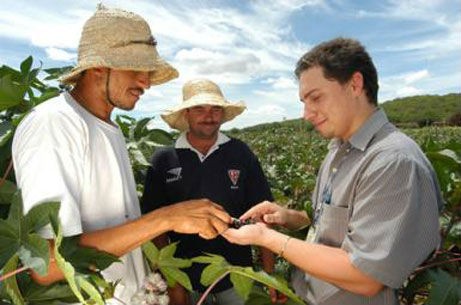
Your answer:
[1,0,460,130]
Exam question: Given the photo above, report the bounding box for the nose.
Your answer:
[137,72,151,89]
[303,101,315,122]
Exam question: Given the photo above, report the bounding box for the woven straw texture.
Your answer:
[161,79,246,131]
[60,4,178,86]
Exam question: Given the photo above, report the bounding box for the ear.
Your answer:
[350,71,364,97]
[86,67,108,79]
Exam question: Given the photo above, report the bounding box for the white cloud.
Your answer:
[263,76,297,89]
[396,86,423,97]
[403,70,430,84]
[248,104,287,116]
[45,47,76,61]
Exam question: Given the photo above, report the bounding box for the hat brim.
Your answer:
[60,44,178,86]
[161,94,246,131]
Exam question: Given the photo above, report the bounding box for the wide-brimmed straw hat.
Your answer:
[60,4,178,86]
[161,79,246,131]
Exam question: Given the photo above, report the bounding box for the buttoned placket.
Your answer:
[313,142,352,227]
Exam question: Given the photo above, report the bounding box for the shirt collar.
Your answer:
[349,108,389,151]
[175,131,230,161]
[328,108,389,152]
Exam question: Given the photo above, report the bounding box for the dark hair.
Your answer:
[294,37,379,105]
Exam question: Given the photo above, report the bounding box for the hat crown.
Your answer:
[59,4,179,86]
[79,5,153,58]
[182,79,224,103]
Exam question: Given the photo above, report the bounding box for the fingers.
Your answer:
[239,201,277,220]
[198,214,229,239]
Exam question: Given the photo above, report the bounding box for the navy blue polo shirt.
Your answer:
[141,134,273,292]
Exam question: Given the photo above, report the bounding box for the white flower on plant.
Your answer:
[130,271,169,305]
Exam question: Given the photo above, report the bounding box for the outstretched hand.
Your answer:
[221,222,269,246]
[162,199,231,239]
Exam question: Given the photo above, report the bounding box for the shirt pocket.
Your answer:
[317,204,349,247]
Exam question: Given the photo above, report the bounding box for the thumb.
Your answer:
[263,213,279,224]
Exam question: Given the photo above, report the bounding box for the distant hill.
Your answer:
[381,93,461,126]
[230,93,461,132]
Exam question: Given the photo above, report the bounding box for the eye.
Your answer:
[311,95,321,103]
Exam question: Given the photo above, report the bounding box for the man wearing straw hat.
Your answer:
[12,5,230,304]
[141,79,281,305]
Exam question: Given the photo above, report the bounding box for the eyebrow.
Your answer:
[300,88,319,102]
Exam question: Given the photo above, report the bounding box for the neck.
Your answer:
[343,103,377,141]
[71,85,114,123]
[186,132,219,155]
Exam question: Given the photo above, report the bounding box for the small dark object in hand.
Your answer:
[231,218,255,229]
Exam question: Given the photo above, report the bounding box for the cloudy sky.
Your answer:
[1,0,460,130]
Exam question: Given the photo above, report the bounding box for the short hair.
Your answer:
[294,37,379,105]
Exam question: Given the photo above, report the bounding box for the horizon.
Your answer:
[1,0,460,131]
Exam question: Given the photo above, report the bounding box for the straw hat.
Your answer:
[60,4,178,86]
[161,79,246,131]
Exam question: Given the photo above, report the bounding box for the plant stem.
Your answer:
[416,257,461,272]
[0,159,13,187]
[0,265,29,282]
[196,271,230,305]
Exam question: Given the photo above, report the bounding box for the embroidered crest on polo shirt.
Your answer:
[166,167,182,183]
[228,169,240,189]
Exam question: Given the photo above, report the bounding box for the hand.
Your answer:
[160,199,231,239]
[221,222,269,246]
[240,201,289,227]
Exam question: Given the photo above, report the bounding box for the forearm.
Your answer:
[79,209,170,256]
[259,230,383,296]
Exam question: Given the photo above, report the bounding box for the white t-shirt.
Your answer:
[12,92,146,303]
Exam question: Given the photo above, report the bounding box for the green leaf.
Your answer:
[23,201,60,234]
[142,241,160,268]
[30,87,60,106]
[0,180,17,205]
[19,57,33,76]
[78,277,104,305]
[0,121,14,148]
[0,220,19,268]
[59,236,119,273]
[200,262,228,286]
[147,128,174,146]
[2,254,24,305]
[245,285,303,305]
[22,282,76,303]
[230,272,254,300]
[191,254,226,264]
[0,74,27,110]
[426,269,461,305]
[400,270,431,304]
[229,267,304,304]
[160,256,192,269]
[129,146,150,166]
[17,242,48,276]
[132,117,152,140]
[43,66,73,81]
[159,266,193,291]
[158,242,179,261]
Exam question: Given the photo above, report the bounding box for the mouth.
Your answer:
[312,118,326,129]
[129,88,144,99]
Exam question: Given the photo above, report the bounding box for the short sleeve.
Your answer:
[342,154,441,288]
[13,111,85,238]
